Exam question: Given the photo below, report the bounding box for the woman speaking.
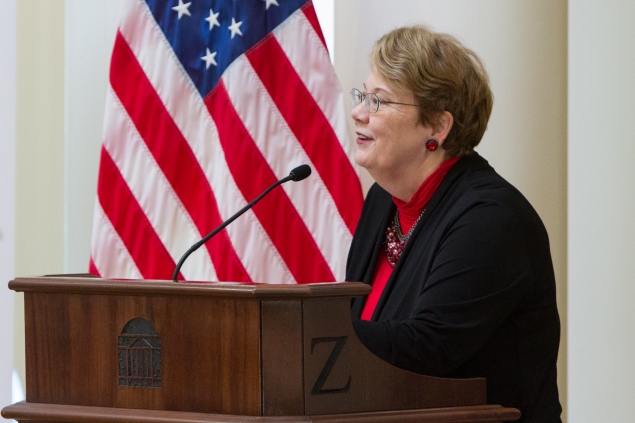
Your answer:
[346,26,561,422]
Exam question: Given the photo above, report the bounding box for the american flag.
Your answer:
[89,0,363,283]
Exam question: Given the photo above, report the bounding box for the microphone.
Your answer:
[288,164,311,181]
[172,164,312,281]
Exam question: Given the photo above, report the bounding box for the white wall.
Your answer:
[313,0,335,63]
[0,0,17,409]
[568,1,635,421]
[65,0,123,272]
[13,0,66,394]
[334,1,568,420]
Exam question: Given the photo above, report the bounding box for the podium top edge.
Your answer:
[8,276,371,299]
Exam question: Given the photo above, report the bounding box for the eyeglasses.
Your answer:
[350,88,418,113]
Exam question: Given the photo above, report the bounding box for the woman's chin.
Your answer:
[354,152,372,170]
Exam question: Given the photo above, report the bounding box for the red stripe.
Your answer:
[301,3,327,50]
[205,83,335,283]
[97,148,179,280]
[110,31,250,282]
[88,257,100,277]
[246,37,363,234]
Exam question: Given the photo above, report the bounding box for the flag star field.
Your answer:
[147,0,306,96]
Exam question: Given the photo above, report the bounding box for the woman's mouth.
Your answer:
[356,133,372,142]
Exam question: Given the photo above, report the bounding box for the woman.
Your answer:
[346,26,561,422]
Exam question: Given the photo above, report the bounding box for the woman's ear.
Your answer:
[431,111,454,145]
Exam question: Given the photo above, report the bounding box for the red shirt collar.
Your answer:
[392,156,461,231]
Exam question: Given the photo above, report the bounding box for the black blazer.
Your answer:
[347,153,561,423]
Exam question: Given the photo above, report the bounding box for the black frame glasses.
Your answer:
[350,88,418,113]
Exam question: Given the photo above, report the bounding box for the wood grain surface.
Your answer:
[2,401,521,422]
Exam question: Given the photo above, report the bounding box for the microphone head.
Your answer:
[289,164,312,182]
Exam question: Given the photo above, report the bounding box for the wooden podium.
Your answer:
[2,276,520,422]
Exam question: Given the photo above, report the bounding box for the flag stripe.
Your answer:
[97,147,178,280]
[110,30,249,282]
[247,36,362,234]
[88,258,101,277]
[118,0,296,284]
[222,55,352,280]
[90,199,142,279]
[102,87,217,281]
[300,3,327,49]
[206,82,335,283]
[274,10,358,171]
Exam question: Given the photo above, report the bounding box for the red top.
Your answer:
[360,156,460,321]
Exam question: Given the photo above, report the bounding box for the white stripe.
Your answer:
[118,0,295,284]
[273,9,359,176]
[102,87,217,282]
[91,199,143,279]
[223,57,352,280]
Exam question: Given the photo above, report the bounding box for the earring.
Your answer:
[425,138,439,151]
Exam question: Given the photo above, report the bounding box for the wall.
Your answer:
[568,1,635,421]
[334,1,568,420]
[0,0,17,408]
[65,0,123,272]
[13,0,66,389]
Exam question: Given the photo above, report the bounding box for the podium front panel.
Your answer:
[24,289,262,415]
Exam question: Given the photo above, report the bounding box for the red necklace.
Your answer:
[383,209,425,267]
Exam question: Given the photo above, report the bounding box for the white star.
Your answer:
[201,49,217,69]
[172,0,192,19]
[263,0,279,9]
[228,18,243,39]
[205,9,220,30]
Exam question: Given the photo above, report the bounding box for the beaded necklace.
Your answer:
[383,209,424,267]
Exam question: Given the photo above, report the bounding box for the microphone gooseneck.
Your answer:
[172,164,312,282]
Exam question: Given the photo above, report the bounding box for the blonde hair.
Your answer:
[371,26,493,156]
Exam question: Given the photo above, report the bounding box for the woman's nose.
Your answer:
[351,101,369,123]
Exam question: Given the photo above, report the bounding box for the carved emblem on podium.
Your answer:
[118,318,162,388]
[310,336,351,395]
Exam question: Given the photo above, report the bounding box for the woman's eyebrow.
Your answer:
[362,83,392,96]
[374,88,391,96]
